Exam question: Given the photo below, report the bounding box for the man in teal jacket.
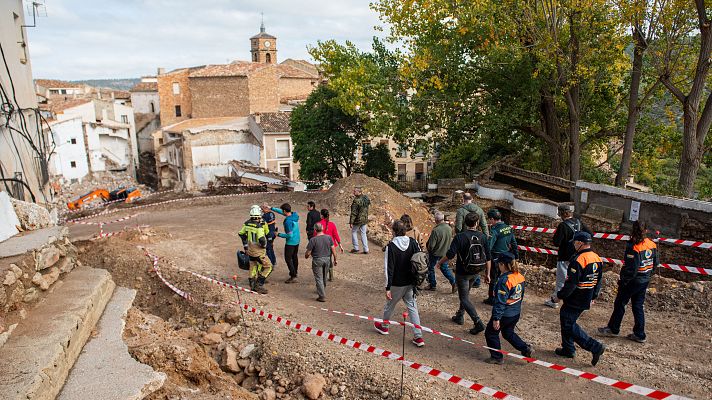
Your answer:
[272,203,301,283]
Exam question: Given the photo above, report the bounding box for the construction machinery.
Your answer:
[66,187,141,210]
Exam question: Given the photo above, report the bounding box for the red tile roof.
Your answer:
[189,62,272,78]
[257,112,291,132]
[130,82,158,92]
[34,79,84,89]
[39,98,93,114]
[277,64,318,79]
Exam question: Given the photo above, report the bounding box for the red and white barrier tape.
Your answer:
[144,252,518,399]
[65,191,283,224]
[517,245,712,275]
[91,225,149,241]
[302,305,691,400]
[186,270,261,296]
[72,213,140,226]
[513,225,712,250]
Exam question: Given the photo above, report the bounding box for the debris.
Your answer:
[301,373,326,400]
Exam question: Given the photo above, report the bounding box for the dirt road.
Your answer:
[69,193,711,400]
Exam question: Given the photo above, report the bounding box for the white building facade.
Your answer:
[48,117,89,181]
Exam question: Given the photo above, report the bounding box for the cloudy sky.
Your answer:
[25,0,385,80]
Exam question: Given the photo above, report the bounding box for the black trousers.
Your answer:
[284,244,299,278]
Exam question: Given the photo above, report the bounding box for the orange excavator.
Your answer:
[67,187,142,210]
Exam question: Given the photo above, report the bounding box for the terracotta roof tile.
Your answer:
[257,112,291,132]
[34,79,84,89]
[277,64,318,79]
[189,62,272,78]
[130,82,158,92]
[40,98,93,114]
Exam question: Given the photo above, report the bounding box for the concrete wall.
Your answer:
[113,103,138,176]
[56,101,96,123]
[189,76,250,118]
[137,116,160,154]
[49,118,89,181]
[130,92,159,115]
[574,181,712,239]
[477,182,561,218]
[0,0,49,203]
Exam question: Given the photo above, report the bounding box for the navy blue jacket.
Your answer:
[491,271,526,320]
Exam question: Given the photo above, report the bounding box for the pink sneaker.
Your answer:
[374,322,389,335]
[412,337,425,347]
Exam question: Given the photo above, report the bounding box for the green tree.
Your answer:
[360,143,396,182]
[290,86,365,181]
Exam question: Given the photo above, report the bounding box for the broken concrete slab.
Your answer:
[0,191,20,242]
[58,287,165,400]
[0,267,115,400]
[10,198,55,232]
[0,226,66,259]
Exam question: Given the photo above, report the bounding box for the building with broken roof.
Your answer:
[130,77,159,115]
[250,112,298,180]
[154,117,262,190]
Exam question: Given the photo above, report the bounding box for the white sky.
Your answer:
[25,0,385,80]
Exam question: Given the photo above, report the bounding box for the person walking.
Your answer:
[306,201,321,240]
[319,209,343,281]
[261,203,277,269]
[271,203,301,283]
[484,209,518,305]
[373,220,426,347]
[400,214,424,248]
[425,212,456,293]
[597,221,657,343]
[238,205,273,294]
[435,212,490,335]
[349,186,371,254]
[305,223,337,302]
[555,231,606,366]
[484,252,533,364]
[545,205,592,308]
[454,193,488,288]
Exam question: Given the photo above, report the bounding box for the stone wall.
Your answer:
[277,77,315,103]
[248,67,280,115]
[190,77,251,118]
[157,70,192,127]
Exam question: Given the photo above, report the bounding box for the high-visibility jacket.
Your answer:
[492,271,526,320]
[239,219,269,256]
[621,238,657,284]
[557,249,603,310]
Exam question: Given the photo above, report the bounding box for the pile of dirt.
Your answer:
[322,174,434,246]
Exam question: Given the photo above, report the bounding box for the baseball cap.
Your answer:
[498,251,516,264]
[572,231,593,243]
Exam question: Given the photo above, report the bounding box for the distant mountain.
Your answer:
[71,78,140,91]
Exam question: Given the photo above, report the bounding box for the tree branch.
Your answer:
[697,89,712,142]
[660,75,686,103]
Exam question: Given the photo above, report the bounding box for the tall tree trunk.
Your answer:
[566,11,581,182]
[540,88,565,177]
[616,28,647,187]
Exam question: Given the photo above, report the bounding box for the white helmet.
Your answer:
[249,205,262,218]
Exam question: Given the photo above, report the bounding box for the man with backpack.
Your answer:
[435,212,490,335]
[545,205,593,308]
[373,220,426,347]
[484,209,518,305]
[454,193,488,288]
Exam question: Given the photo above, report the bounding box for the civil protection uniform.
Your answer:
[605,238,657,340]
[484,269,530,360]
[238,218,273,291]
[557,248,604,356]
[487,221,518,302]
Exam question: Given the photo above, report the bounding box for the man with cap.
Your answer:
[483,251,532,364]
[545,205,592,308]
[238,205,273,294]
[484,208,518,305]
[554,231,606,366]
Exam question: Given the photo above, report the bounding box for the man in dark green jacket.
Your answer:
[349,186,371,254]
[484,209,518,305]
[455,193,489,236]
[425,212,456,292]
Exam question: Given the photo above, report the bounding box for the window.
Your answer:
[70,138,77,144]
[415,140,426,157]
[275,139,290,158]
[253,53,258,62]
[279,163,291,178]
[380,139,389,147]
[150,102,155,113]
[121,115,129,124]
[361,140,372,156]
[397,164,407,180]
[60,89,67,94]
[70,161,77,168]
[49,89,59,94]
[396,144,408,158]
[175,105,182,117]
[415,163,425,180]
[172,82,180,95]
[266,53,272,63]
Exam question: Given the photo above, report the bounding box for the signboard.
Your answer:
[629,201,641,221]
[580,190,588,203]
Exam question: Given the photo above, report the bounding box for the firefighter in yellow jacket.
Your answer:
[238,205,273,294]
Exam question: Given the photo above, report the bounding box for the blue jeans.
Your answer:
[607,280,648,339]
[351,224,369,252]
[560,305,603,355]
[427,253,455,287]
[266,240,276,267]
[485,314,528,360]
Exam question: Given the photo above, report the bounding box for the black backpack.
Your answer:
[464,233,487,274]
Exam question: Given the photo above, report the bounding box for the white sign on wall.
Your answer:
[580,190,588,203]
[629,201,641,221]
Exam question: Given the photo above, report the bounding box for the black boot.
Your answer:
[255,277,268,294]
[469,319,486,335]
[451,313,464,325]
[248,278,256,291]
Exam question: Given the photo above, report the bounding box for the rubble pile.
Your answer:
[322,174,434,246]
[10,198,56,231]
[54,171,150,210]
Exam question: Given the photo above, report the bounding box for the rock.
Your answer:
[301,374,326,400]
[36,247,60,271]
[11,198,54,231]
[262,388,277,400]
[691,282,704,293]
[32,267,60,290]
[226,326,239,337]
[240,343,256,358]
[19,308,27,319]
[221,345,240,373]
[242,376,258,390]
[233,372,246,385]
[201,332,223,345]
[238,358,251,369]
[23,288,39,302]
[224,309,242,323]
[276,386,286,394]
[330,384,339,396]
[10,264,22,279]
[0,286,6,305]
[3,271,16,286]
[209,322,231,335]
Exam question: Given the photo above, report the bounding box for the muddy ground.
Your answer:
[70,186,712,400]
